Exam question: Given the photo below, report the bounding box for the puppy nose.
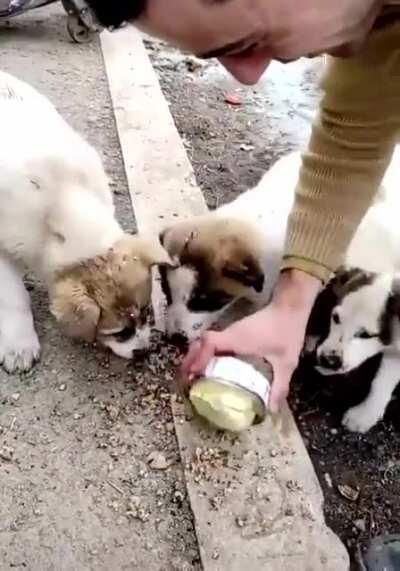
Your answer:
[319,353,342,371]
[169,331,188,348]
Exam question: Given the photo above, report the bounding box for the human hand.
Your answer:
[181,270,322,413]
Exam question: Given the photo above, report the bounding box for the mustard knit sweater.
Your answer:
[282,15,400,283]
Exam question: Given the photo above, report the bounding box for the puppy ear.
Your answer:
[306,280,338,338]
[50,277,101,343]
[331,265,374,296]
[222,258,265,293]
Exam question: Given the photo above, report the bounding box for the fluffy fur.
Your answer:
[160,146,400,341]
[160,152,300,340]
[0,70,172,372]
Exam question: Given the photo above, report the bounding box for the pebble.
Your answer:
[147,451,169,470]
[59,384,67,391]
[338,484,360,502]
[211,549,220,560]
[354,518,366,532]
[11,393,20,402]
[0,445,14,461]
[324,473,333,489]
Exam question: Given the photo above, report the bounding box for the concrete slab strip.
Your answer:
[101,26,350,570]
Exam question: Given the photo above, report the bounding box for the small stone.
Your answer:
[324,473,333,489]
[59,384,67,391]
[354,518,366,532]
[269,449,278,458]
[240,143,255,152]
[235,516,246,528]
[147,451,169,470]
[174,491,184,505]
[11,393,20,402]
[106,405,120,421]
[211,549,220,560]
[338,484,360,502]
[166,422,175,433]
[73,413,81,420]
[0,445,14,461]
[330,428,338,435]
[224,92,242,106]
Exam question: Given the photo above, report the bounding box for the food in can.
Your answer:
[189,356,270,432]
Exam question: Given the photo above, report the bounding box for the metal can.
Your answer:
[189,356,270,432]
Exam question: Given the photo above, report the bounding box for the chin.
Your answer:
[315,366,347,377]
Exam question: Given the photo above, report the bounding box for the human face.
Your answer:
[137,0,383,84]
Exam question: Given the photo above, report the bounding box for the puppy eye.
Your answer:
[355,328,378,340]
[114,325,136,342]
[332,311,340,325]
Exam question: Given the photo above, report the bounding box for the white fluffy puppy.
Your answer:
[0,71,172,372]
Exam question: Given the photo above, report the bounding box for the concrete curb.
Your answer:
[101,26,350,570]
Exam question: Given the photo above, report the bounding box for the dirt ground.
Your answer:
[0,8,200,570]
[150,39,400,568]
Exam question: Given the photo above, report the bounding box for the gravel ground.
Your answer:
[0,8,200,570]
[150,39,400,569]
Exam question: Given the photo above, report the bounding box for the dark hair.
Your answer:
[85,0,147,28]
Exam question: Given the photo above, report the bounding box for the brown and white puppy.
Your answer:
[50,235,173,359]
[160,153,300,341]
[0,70,173,372]
[305,267,400,433]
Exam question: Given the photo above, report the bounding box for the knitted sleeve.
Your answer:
[282,25,400,283]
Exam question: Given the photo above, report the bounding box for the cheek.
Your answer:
[344,339,381,368]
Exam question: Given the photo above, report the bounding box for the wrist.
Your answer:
[272,269,322,311]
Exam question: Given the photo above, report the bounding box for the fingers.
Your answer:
[268,361,293,414]
[180,330,235,381]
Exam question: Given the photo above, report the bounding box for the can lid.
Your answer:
[205,356,270,411]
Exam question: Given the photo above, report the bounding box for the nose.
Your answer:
[169,331,189,348]
[218,51,271,85]
[319,353,342,371]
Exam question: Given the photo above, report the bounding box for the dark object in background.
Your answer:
[84,0,146,28]
[0,0,100,43]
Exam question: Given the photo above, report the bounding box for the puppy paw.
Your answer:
[0,326,40,373]
[342,405,378,434]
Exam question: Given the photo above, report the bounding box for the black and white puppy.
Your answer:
[306,267,400,433]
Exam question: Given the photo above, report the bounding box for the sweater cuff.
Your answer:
[281,256,333,284]
[282,201,357,281]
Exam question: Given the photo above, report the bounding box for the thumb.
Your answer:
[181,329,236,379]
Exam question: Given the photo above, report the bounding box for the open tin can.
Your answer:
[189,356,270,432]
